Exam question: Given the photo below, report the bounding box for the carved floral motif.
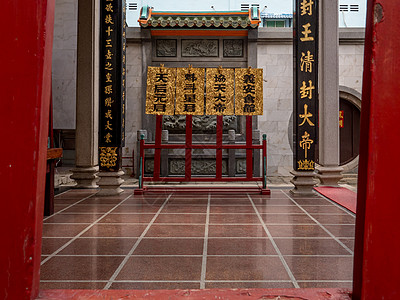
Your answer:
[99,147,118,168]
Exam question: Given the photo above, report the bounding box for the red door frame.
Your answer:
[1,0,55,298]
[352,0,400,298]
[3,0,400,298]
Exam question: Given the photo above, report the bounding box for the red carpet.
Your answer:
[314,187,357,213]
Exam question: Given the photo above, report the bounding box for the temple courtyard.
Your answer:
[40,188,355,290]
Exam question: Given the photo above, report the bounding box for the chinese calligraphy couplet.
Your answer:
[234,68,263,116]
[99,0,126,171]
[176,67,205,115]
[293,0,318,171]
[206,68,234,115]
[145,66,176,115]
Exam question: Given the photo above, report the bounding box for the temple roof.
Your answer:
[138,6,261,29]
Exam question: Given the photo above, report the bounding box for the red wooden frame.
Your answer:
[136,115,270,194]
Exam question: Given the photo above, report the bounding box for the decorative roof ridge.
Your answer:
[138,5,261,29]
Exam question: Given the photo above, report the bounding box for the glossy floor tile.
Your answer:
[40,189,355,290]
[41,256,124,280]
[116,256,203,280]
[206,256,291,280]
[59,238,138,255]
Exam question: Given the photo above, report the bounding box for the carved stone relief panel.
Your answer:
[170,159,228,175]
[236,159,247,174]
[163,115,238,133]
[181,39,218,57]
[156,39,177,57]
[145,159,154,173]
[223,39,244,57]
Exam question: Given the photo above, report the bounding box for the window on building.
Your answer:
[350,4,359,12]
[266,20,285,27]
[340,4,359,12]
[128,2,138,10]
[241,3,259,11]
[241,4,250,11]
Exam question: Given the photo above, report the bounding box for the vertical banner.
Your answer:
[99,0,126,171]
[206,68,235,115]
[234,68,263,115]
[145,66,176,115]
[175,67,205,115]
[293,0,318,171]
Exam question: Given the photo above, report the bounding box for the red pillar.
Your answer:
[0,0,54,299]
[353,0,400,298]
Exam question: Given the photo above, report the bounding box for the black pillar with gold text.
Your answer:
[291,0,318,195]
[98,0,126,195]
[99,0,126,173]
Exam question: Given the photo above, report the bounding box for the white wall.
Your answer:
[52,0,77,129]
[122,43,143,175]
[256,39,364,176]
[339,45,364,93]
[258,43,293,176]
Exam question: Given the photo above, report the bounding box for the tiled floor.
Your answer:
[40,188,355,290]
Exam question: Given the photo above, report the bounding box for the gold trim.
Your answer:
[99,147,118,168]
[234,68,263,115]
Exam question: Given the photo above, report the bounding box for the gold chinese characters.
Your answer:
[234,68,263,116]
[295,0,317,171]
[145,66,176,115]
[176,67,205,115]
[145,66,264,116]
[206,68,234,115]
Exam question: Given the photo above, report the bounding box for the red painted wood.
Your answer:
[38,288,351,299]
[137,186,270,194]
[216,115,223,179]
[0,0,55,298]
[353,1,400,299]
[153,115,162,180]
[143,144,263,150]
[151,29,249,37]
[138,114,269,194]
[185,115,192,180]
[246,116,253,179]
[144,177,263,182]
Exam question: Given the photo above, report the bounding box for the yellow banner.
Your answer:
[175,67,205,115]
[205,68,234,115]
[234,68,263,115]
[145,66,176,115]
